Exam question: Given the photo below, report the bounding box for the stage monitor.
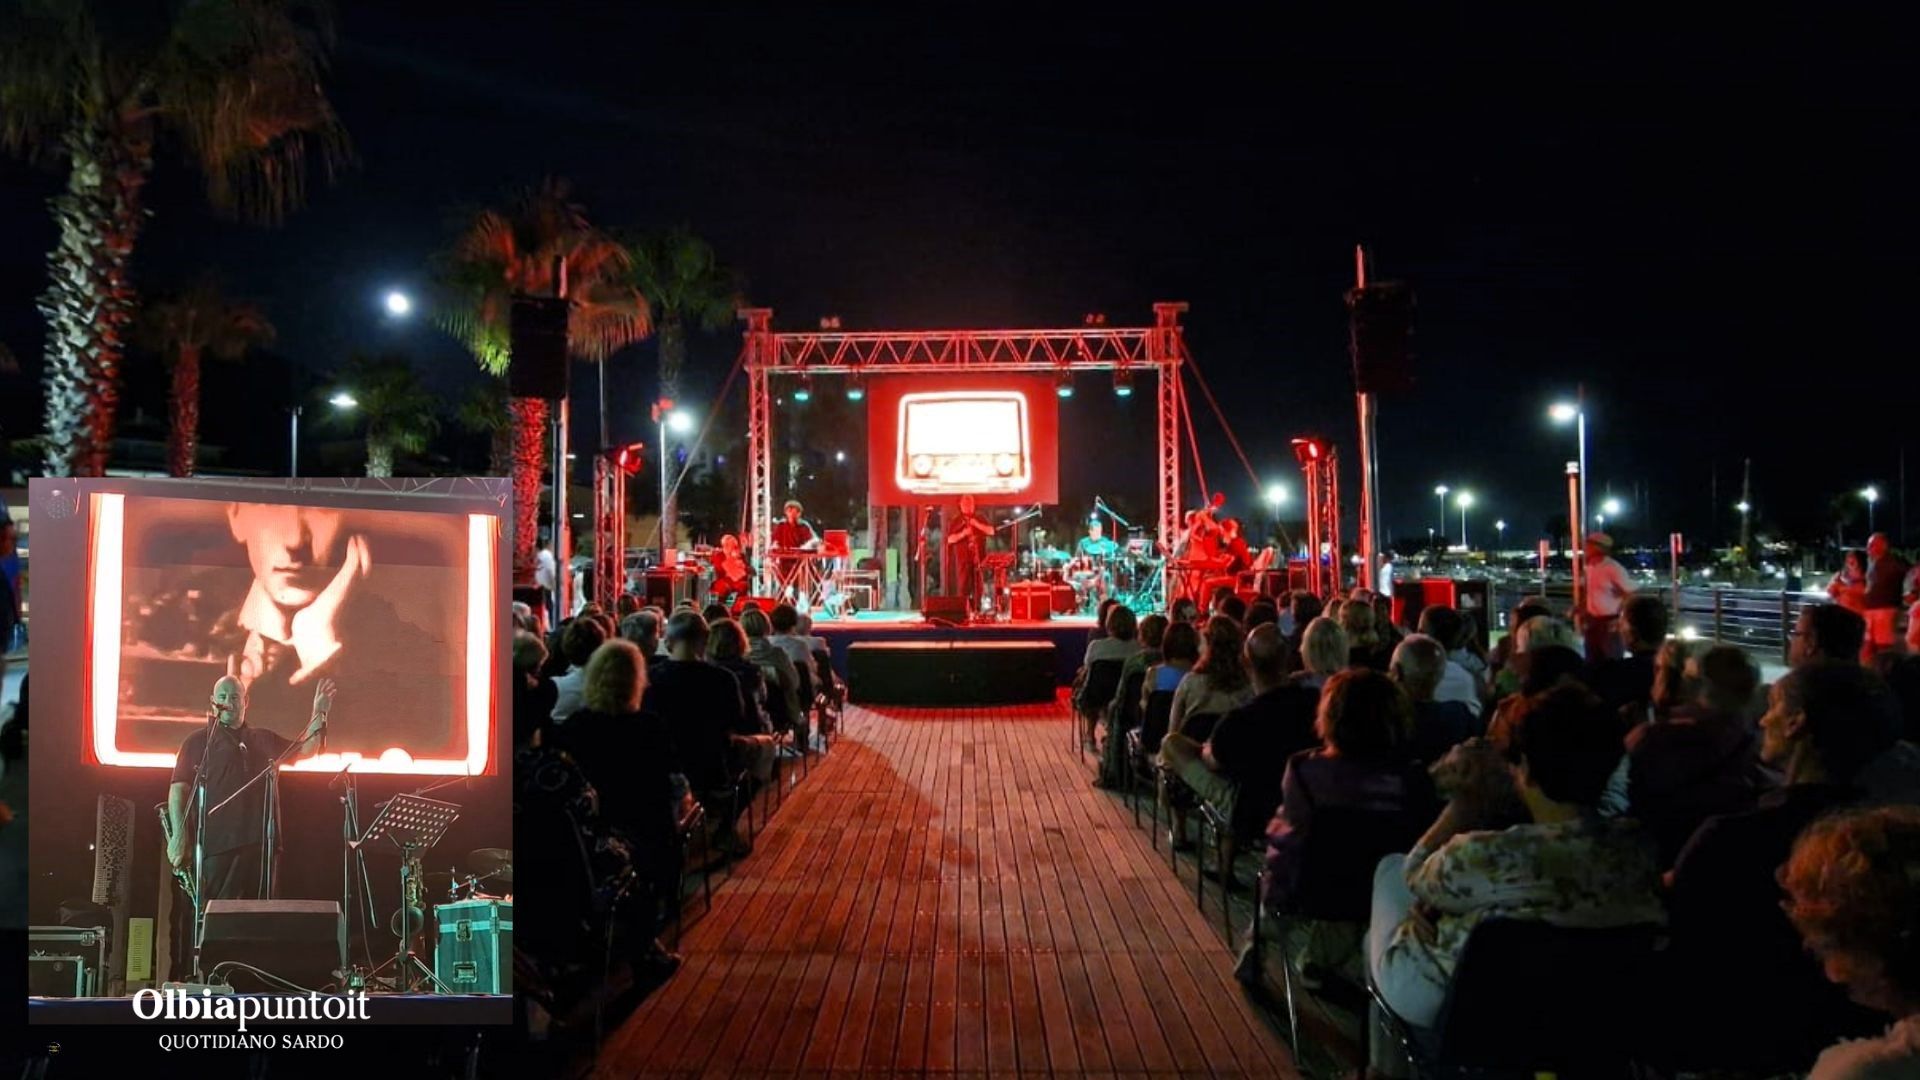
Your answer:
[32,480,504,777]
[865,374,1059,506]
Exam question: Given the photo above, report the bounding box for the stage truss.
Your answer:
[740,304,1191,600]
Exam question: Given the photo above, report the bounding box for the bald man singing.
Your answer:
[167,674,332,901]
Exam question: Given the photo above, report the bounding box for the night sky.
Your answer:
[3,8,1915,549]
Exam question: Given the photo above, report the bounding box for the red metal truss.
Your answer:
[739,304,1190,602]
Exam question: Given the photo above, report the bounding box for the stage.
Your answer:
[814,611,1096,697]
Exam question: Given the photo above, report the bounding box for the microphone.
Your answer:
[328,761,354,790]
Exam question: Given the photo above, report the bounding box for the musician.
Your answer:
[1075,519,1120,561]
[709,534,753,613]
[1201,516,1253,604]
[769,500,821,608]
[945,494,995,613]
[167,674,331,902]
[1071,520,1120,608]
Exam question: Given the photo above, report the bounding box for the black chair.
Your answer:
[1237,804,1431,1049]
[1074,658,1125,752]
[673,799,709,940]
[1136,690,1177,847]
[1370,917,1662,1077]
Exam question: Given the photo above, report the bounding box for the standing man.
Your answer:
[167,674,331,902]
[1863,533,1911,662]
[945,494,994,616]
[1581,531,1635,660]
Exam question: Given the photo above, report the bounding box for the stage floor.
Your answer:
[812,611,1097,688]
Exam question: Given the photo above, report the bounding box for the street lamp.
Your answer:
[1456,490,1474,548]
[1863,485,1879,533]
[1434,485,1450,541]
[288,392,358,477]
[382,290,412,318]
[1495,519,1507,549]
[1266,484,1288,508]
[1549,397,1588,536]
[658,406,695,550]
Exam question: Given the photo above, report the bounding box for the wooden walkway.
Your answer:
[600,695,1300,1079]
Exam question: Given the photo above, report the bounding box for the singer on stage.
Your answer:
[945,494,994,613]
[167,674,331,902]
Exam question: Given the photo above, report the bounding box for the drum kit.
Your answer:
[425,847,514,905]
[1022,530,1163,615]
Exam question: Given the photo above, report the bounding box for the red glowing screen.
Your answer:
[87,492,498,775]
[865,374,1059,505]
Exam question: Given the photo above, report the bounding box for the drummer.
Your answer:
[1076,518,1120,561]
[1071,519,1120,608]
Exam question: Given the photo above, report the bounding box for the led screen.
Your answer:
[866,374,1059,505]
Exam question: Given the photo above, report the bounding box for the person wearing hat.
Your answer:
[1582,532,1636,660]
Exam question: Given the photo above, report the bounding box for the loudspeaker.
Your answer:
[200,900,344,990]
[1009,584,1052,621]
[1346,281,1415,396]
[508,296,570,400]
[920,594,970,624]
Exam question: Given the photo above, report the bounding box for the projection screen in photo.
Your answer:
[87,491,497,775]
[867,375,1059,506]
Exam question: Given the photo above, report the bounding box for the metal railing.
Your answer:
[1485,579,1821,667]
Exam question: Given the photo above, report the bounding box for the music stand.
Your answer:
[355,793,460,992]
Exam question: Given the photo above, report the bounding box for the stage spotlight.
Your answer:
[1113,366,1133,397]
[794,373,813,402]
[846,369,866,401]
[1055,370,1074,398]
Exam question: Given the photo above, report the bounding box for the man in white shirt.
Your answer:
[1581,532,1635,661]
[1377,551,1397,601]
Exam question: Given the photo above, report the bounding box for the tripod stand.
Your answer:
[355,793,460,993]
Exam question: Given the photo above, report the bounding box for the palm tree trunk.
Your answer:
[40,125,150,476]
[511,396,549,585]
[365,436,395,478]
[166,346,202,477]
[659,319,686,549]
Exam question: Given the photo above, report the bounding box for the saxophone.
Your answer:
[155,802,196,905]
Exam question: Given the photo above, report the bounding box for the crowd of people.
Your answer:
[1073,540,1920,1077]
[509,591,841,1027]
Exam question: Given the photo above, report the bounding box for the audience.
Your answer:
[1792,602,1869,668]
[1415,606,1485,718]
[1585,594,1668,717]
[1367,685,1663,1072]
[647,612,757,855]
[740,607,804,746]
[708,618,775,741]
[1160,626,1315,841]
[768,603,814,675]
[1623,644,1768,867]
[1391,634,1479,765]
[1284,590,1323,655]
[512,630,557,747]
[620,609,666,671]
[1170,596,1200,625]
[1342,601,1393,671]
[550,616,608,723]
[1661,661,1901,1070]
[1084,604,1142,667]
[1246,599,1280,631]
[1783,806,1920,1079]
[1487,598,1552,691]
[1168,615,1254,739]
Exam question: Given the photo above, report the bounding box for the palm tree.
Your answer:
[331,353,439,478]
[1,0,349,477]
[455,377,512,478]
[626,227,740,548]
[436,179,649,582]
[134,280,274,477]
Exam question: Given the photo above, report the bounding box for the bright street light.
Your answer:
[835,450,847,463]
[667,409,695,435]
[1455,490,1474,547]
[1495,519,1507,548]
[1736,500,1751,514]
[1602,497,1622,518]
[1265,484,1289,507]
[1434,484,1449,540]
[1549,402,1579,424]
[328,392,358,409]
[1864,485,1879,532]
[383,290,412,317]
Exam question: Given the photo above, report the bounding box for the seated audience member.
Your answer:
[511,630,557,748]
[1624,644,1768,868]
[1091,598,1120,641]
[1367,685,1663,1065]
[1168,615,1255,739]
[1371,593,1404,651]
[549,639,680,906]
[1792,602,1870,669]
[1083,604,1143,668]
[1782,806,1920,1079]
[1662,661,1902,1071]
[1246,599,1280,631]
[511,601,539,634]
[1636,637,1699,727]
[550,616,607,723]
[708,618,775,747]
[1487,599,1553,693]
[1283,591,1324,659]
[1392,634,1480,765]
[740,607,804,746]
[620,610,666,672]
[1294,616,1349,693]
[768,603,814,673]
[1264,670,1438,970]
[1585,594,1669,717]
[647,612,756,854]
[1416,606,1485,718]
[1160,626,1315,838]
[1452,613,1491,686]
[1342,600,1393,672]
[702,603,730,626]
[615,593,641,619]
[1483,643,1589,752]
[1218,594,1248,625]
[1148,621,1201,700]
[1098,613,1169,788]
[1170,596,1200,625]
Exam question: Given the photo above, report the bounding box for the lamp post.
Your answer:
[1495,519,1506,550]
[1864,485,1879,534]
[657,404,694,552]
[1550,394,1589,533]
[287,393,358,477]
[1455,490,1474,548]
[1434,485,1449,545]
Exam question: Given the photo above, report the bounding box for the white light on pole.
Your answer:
[1495,519,1506,548]
[1549,398,1588,538]
[1434,484,1449,540]
[328,392,358,410]
[1456,490,1474,548]
[1266,484,1288,507]
[1863,485,1879,533]
[1602,497,1622,518]
[383,290,412,317]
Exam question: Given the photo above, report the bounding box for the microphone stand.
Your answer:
[206,718,322,908]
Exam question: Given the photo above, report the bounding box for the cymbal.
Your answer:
[469,848,513,880]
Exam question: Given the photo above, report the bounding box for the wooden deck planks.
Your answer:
[603,693,1299,1079]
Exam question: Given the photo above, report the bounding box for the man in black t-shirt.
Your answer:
[1160,626,1317,835]
[167,674,330,902]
